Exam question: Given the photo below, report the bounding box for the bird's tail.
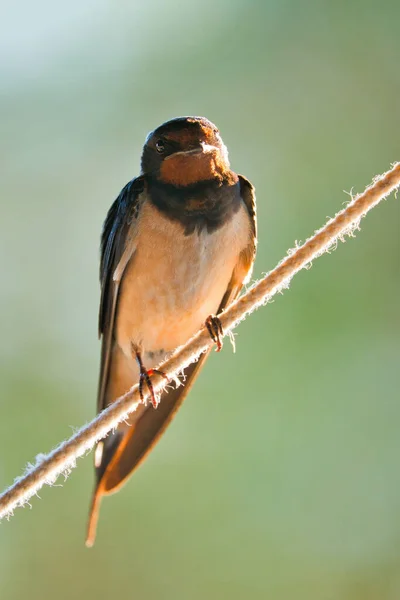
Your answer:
[85,485,103,548]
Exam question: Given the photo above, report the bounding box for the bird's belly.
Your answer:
[124,274,226,352]
[115,201,249,358]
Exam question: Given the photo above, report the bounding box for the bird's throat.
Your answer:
[159,149,234,187]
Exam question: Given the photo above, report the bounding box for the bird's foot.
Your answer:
[134,350,169,408]
[205,315,224,352]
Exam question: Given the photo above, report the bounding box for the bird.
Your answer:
[86,116,257,546]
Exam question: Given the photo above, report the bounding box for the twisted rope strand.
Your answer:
[0,162,399,520]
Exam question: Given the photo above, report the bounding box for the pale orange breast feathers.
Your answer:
[115,200,251,357]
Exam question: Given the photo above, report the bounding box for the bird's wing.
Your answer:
[97,176,146,414]
[86,175,257,546]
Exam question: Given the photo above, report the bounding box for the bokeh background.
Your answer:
[1,1,400,598]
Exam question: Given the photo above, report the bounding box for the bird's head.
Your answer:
[141,116,232,186]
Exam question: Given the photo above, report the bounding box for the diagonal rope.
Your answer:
[0,162,399,521]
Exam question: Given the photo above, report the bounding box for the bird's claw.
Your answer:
[135,350,169,408]
[205,315,223,352]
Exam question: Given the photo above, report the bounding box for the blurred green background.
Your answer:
[1,1,400,598]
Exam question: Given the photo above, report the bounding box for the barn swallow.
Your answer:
[86,116,257,546]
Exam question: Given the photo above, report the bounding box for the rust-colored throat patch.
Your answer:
[159,147,231,187]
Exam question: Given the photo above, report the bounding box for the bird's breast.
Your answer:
[115,198,250,358]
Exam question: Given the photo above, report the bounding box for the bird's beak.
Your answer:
[199,142,220,154]
[166,142,220,159]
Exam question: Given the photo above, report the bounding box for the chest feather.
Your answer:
[115,200,250,354]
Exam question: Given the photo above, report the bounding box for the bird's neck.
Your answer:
[147,175,241,235]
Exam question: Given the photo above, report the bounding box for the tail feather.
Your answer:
[85,352,210,546]
[86,485,103,548]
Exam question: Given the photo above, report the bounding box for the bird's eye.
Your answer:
[155,139,165,153]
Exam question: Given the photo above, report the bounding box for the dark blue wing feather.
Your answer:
[97,175,145,409]
[99,176,145,336]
